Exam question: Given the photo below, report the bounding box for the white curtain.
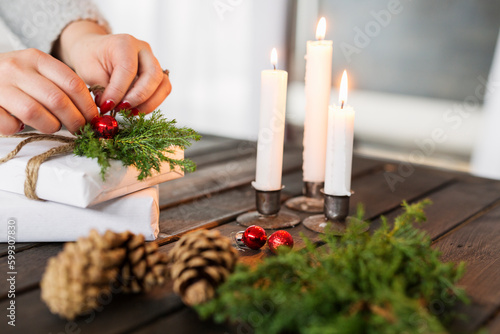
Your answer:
[471,29,500,179]
[96,0,290,140]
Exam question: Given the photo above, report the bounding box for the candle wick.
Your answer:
[341,100,344,109]
[273,64,276,71]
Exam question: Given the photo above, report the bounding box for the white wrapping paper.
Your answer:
[0,131,183,207]
[0,186,160,242]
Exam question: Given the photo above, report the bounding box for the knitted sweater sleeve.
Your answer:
[0,0,110,54]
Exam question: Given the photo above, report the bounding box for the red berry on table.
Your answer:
[242,225,267,250]
[268,230,294,254]
[91,115,119,139]
[234,225,267,250]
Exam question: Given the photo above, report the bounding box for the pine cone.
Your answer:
[41,230,169,319]
[169,229,239,306]
[119,233,170,293]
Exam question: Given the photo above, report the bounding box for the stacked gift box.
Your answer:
[0,131,184,242]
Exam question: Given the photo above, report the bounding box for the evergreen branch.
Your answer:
[73,110,201,180]
[196,200,468,334]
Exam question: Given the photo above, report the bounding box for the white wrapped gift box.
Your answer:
[0,186,160,242]
[0,130,183,208]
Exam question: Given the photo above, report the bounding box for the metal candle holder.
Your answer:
[303,192,368,235]
[285,181,324,213]
[237,185,301,229]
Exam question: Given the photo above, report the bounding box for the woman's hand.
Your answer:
[0,49,98,135]
[56,20,171,114]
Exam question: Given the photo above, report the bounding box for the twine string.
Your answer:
[0,133,76,200]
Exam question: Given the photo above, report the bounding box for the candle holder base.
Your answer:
[302,215,369,235]
[237,211,301,229]
[285,181,324,213]
[285,196,323,213]
[239,185,301,229]
[303,194,368,235]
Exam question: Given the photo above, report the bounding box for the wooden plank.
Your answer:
[0,283,185,334]
[158,164,453,246]
[487,311,500,334]
[188,142,254,168]
[130,307,239,334]
[350,155,385,178]
[157,171,302,241]
[159,151,383,209]
[350,167,455,219]
[155,166,456,261]
[184,134,242,158]
[156,156,386,244]
[0,243,38,258]
[156,206,325,266]
[369,177,500,240]
[0,244,62,298]
[158,147,303,209]
[433,204,500,333]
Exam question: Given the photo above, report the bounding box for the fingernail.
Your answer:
[100,100,115,114]
[115,101,131,111]
[130,108,140,116]
[17,123,25,133]
[94,92,101,106]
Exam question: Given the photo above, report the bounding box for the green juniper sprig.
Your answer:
[74,110,201,180]
[196,200,467,334]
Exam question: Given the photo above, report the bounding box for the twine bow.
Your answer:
[0,133,76,200]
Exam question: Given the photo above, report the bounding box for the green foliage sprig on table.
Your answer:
[74,110,201,180]
[196,200,467,334]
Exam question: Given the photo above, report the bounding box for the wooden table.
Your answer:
[1,136,500,334]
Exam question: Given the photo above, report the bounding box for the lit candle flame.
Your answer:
[339,70,348,108]
[271,48,278,70]
[316,17,326,41]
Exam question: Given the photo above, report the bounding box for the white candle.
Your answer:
[254,48,288,191]
[303,17,333,182]
[324,70,355,196]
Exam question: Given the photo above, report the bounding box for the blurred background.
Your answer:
[1,0,499,178]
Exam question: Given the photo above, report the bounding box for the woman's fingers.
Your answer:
[0,86,61,134]
[134,72,172,114]
[57,31,172,116]
[0,49,98,134]
[35,50,98,123]
[71,34,169,112]
[0,106,23,135]
[16,71,87,133]
[121,47,164,107]
[99,36,140,111]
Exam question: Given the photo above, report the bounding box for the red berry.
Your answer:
[91,115,119,139]
[242,225,267,250]
[268,230,294,254]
